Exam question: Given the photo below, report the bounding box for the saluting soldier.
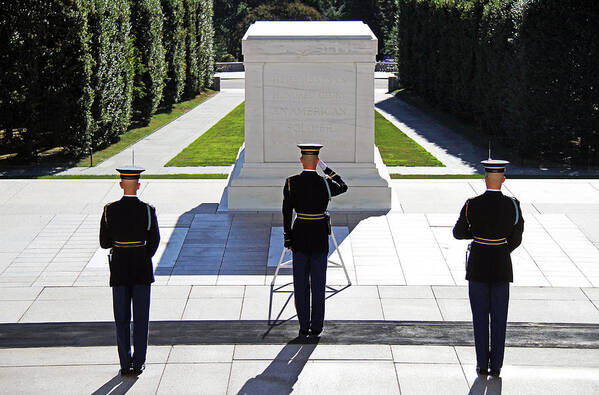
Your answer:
[453,158,524,378]
[282,144,348,337]
[100,166,160,376]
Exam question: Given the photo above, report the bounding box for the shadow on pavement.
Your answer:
[236,337,320,395]
[91,373,138,395]
[155,201,381,278]
[468,376,502,395]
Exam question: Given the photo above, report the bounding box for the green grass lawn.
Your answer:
[76,90,216,167]
[167,102,443,167]
[166,102,245,167]
[35,174,228,180]
[390,174,483,179]
[374,110,443,167]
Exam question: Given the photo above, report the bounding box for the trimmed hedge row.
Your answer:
[89,0,134,148]
[161,0,186,109]
[0,0,93,157]
[397,0,599,167]
[0,0,215,159]
[130,0,167,125]
[198,0,215,89]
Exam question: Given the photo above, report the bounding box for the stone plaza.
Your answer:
[1,177,599,393]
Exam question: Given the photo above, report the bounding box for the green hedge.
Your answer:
[0,0,214,161]
[160,0,186,109]
[183,0,201,97]
[0,0,93,157]
[130,0,167,125]
[198,0,216,88]
[397,0,599,167]
[88,0,134,148]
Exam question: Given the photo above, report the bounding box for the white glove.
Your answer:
[318,159,327,170]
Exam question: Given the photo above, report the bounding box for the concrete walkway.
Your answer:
[2,345,597,394]
[1,178,598,393]
[60,89,244,176]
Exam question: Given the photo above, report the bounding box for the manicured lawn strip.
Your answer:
[166,102,245,166]
[375,110,443,167]
[389,174,599,179]
[76,90,217,167]
[390,174,483,179]
[35,174,228,179]
[167,102,443,167]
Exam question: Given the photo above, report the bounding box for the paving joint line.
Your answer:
[389,344,403,395]
[385,215,408,286]
[154,345,173,395]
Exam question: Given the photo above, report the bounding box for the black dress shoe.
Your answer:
[309,329,322,337]
[132,365,145,375]
[489,369,501,378]
[298,329,310,337]
[120,368,133,376]
[476,367,489,376]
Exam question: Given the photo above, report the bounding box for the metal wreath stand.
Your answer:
[270,172,352,287]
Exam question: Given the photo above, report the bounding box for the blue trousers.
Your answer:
[468,281,509,372]
[112,284,151,370]
[292,251,328,332]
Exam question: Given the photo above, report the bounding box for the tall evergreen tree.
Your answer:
[160,0,186,108]
[198,0,216,88]
[88,0,135,147]
[130,0,167,125]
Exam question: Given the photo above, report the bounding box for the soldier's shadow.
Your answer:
[266,283,351,326]
[91,374,138,395]
[468,376,502,395]
[236,337,319,395]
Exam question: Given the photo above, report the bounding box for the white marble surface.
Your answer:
[229,21,391,210]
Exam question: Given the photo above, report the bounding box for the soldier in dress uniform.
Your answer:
[100,166,160,376]
[453,158,524,378]
[282,144,348,337]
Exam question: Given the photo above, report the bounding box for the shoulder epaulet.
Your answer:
[507,196,520,225]
[103,202,115,223]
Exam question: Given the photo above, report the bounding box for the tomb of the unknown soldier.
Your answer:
[227,21,392,211]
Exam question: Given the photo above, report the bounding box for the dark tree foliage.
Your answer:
[161,0,186,109]
[213,0,250,61]
[233,2,324,56]
[198,0,216,88]
[0,0,214,161]
[130,0,167,126]
[343,0,398,58]
[315,0,346,20]
[183,0,201,98]
[0,0,93,158]
[215,0,397,60]
[88,0,135,149]
[397,0,599,167]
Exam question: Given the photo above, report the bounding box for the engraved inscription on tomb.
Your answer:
[249,40,373,56]
[263,63,356,162]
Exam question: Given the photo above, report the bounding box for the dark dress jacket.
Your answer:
[100,196,160,286]
[453,190,524,283]
[282,167,348,252]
